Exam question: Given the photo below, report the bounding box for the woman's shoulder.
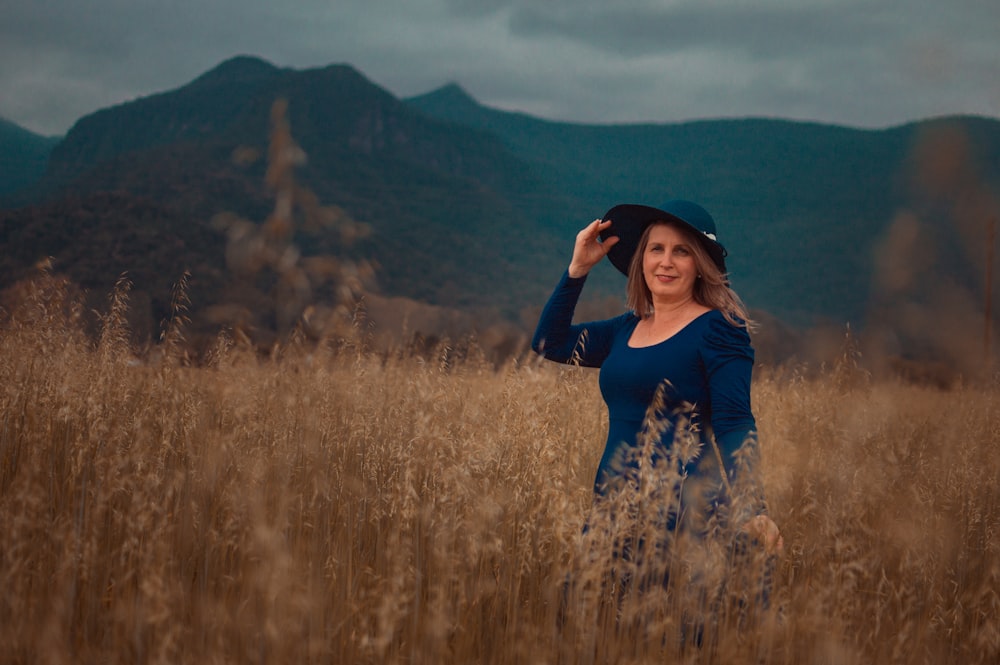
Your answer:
[698,309,753,352]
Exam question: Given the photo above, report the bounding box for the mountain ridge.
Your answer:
[405,88,1000,328]
[2,56,999,367]
[1,57,569,346]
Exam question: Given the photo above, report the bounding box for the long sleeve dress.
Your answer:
[532,270,764,534]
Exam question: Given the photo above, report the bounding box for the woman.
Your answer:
[532,199,781,554]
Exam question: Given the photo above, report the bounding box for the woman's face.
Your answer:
[642,224,698,303]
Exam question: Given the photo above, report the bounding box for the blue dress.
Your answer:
[532,271,763,531]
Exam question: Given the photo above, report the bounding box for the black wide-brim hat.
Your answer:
[599,199,728,276]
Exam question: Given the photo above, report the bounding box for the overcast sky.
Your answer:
[3,0,999,136]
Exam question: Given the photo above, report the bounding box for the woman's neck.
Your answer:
[647,296,704,321]
[630,298,711,347]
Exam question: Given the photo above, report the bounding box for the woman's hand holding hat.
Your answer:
[569,219,619,278]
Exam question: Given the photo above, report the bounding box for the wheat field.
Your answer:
[1,276,998,665]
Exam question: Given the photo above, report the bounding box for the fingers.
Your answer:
[577,218,605,241]
[569,218,618,277]
[597,219,619,251]
[592,218,614,238]
[743,515,784,556]
[578,219,617,248]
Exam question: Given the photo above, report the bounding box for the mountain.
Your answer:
[406,85,1000,329]
[0,117,60,197]
[2,56,999,364]
[1,56,568,346]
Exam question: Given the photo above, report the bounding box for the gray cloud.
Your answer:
[1,0,997,136]
[507,3,877,59]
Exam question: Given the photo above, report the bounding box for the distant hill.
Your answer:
[2,56,999,364]
[1,56,568,345]
[406,85,1000,328]
[0,117,59,197]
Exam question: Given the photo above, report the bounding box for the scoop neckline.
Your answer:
[625,309,715,349]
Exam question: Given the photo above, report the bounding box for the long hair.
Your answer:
[625,221,754,329]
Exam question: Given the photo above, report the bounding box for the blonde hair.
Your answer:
[625,221,754,329]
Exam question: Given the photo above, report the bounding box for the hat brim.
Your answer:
[599,204,727,276]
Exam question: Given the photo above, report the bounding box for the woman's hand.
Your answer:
[568,219,619,278]
[742,514,784,556]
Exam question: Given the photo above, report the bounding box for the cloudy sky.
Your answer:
[3,0,999,136]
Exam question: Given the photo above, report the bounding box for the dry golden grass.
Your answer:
[1,277,998,664]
